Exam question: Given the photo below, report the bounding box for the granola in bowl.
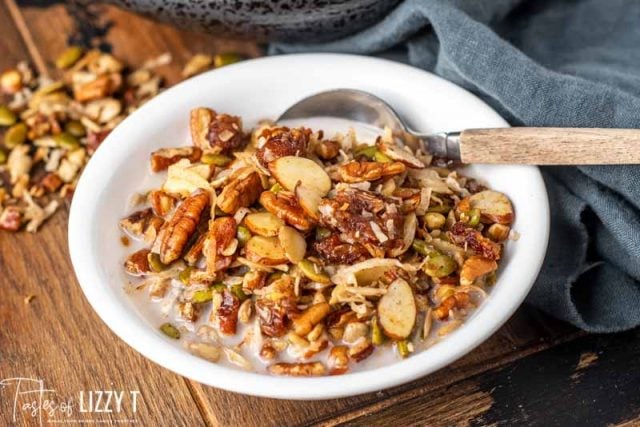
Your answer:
[119,108,516,376]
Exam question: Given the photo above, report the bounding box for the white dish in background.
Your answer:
[68,54,549,400]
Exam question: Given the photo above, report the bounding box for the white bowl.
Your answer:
[69,54,549,400]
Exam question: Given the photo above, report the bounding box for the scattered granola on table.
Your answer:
[120,108,517,376]
[0,48,244,233]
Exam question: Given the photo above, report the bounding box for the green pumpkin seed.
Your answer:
[55,46,84,69]
[192,288,213,303]
[160,322,181,339]
[64,120,86,138]
[424,212,446,230]
[411,239,429,256]
[201,152,232,166]
[423,251,457,278]
[147,252,167,272]
[298,259,331,284]
[230,284,248,301]
[0,106,17,126]
[54,132,79,149]
[371,316,385,345]
[396,340,411,358]
[4,122,27,148]
[178,267,193,284]
[236,225,252,247]
[270,183,283,193]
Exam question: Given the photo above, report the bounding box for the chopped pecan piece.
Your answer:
[449,222,501,260]
[255,126,311,167]
[204,216,237,273]
[433,292,471,320]
[148,190,176,217]
[242,270,268,292]
[268,362,326,377]
[460,256,497,286]
[119,208,154,236]
[74,73,121,102]
[159,190,209,264]
[256,299,289,337]
[41,173,63,193]
[338,161,406,183]
[328,346,350,375]
[349,338,374,362]
[217,168,262,214]
[190,107,246,154]
[150,147,202,172]
[259,190,313,231]
[0,206,22,231]
[124,248,151,276]
[314,140,340,160]
[183,232,207,266]
[178,301,200,322]
[217,289,240,335]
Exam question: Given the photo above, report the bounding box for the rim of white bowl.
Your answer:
[69,53,549,400]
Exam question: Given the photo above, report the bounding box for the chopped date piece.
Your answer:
[255,126,311,167]
[0,206,22,231]
[190,107,246,154]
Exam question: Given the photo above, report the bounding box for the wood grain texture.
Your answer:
[460,127,640,164]
[1,3,621,427]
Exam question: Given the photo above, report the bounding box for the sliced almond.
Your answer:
[269,156,331,196]
[377,279,416,339]
[460,256,497,286]
[295,184,322,220]
[244,235,287,265]
[278,226,307,264]
[377,141,425,168]
[244,211,284,237]
[465,190,514,225]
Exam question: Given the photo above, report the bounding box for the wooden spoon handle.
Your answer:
[459,127,640,164]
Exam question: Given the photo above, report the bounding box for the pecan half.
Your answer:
[190,107,245,154]
[449,222,501,260]
[338,161,406,183]
[204,216,237,273]
[159,190,209,264]
[150,147,202,172]
[217,289,240,335]
[217,167,262,214]
[268,362,326,377]
[255,126,311,167]
[259,190,313,231]
[124,248,151,276]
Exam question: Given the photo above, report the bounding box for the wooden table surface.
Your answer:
[1,2,639,426]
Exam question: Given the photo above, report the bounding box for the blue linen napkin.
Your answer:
[270,0,640,332]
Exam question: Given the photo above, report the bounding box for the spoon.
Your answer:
[278,88,640,164]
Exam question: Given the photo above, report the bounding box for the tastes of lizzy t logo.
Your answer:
[1,377,141,425]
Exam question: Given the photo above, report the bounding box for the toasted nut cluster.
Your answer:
[190,107,246,154]
[255,126,311,167]
[121,108,515,376]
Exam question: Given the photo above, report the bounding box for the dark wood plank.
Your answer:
[349,329,640,427]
